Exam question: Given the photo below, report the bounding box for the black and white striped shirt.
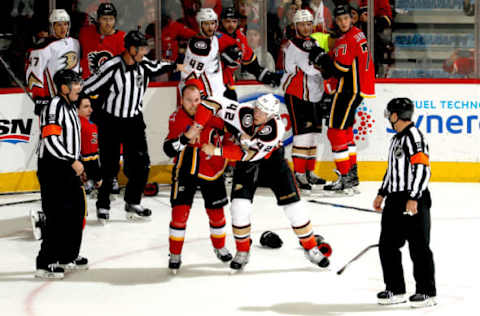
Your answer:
[39,96,81,162]
[378,123,431,200]
[83,56,174,118]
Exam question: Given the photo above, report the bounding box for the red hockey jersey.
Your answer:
[79,25,125,78]
[331,26,375,98]
[217,29,255,87]
[161,20,196,61]
[166,107,228,180]
[79,116,99,160]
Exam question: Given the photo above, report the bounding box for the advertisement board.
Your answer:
[1,83,479,192]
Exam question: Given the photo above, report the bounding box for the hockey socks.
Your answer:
[169,205,191,255]
[206,208,227,249]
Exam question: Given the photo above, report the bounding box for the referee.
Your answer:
[373,98,436,308]
[36,69,87,279]
[83,30,178,223]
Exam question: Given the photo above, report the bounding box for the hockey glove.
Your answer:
[221,45,243,69]
[309,46,330,70]
[258,68,282,87]
[34,97,50,116]
[260,231,283,248]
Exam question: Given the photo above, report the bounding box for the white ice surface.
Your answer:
[0,182,479,316]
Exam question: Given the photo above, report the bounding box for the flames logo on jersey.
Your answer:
[87,51,113,74]
[62,51,79,70]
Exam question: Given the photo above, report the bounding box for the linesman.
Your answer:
[373,98,437,308]
[36,69,87,279]
[83,30,179,223]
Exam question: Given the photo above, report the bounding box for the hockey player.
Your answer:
[77,94,102,195]
[196,93,330,271]
[163,83,233,273]
[26,9,80,115]
[309,4,375,191]
[35,69,87,279]
[373,98,436,308]
[83,30,179,224]
[180,8,225,97]
[79,2,126,79]
[280,9,327,191]
[217,7,281,101]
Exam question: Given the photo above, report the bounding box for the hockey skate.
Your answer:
[409,294,437,308]
[125,203,152,221]
[59,256,89,271]
[35,262,64,280]
[295,172,312,193]
[377,290,407,305]
[111,177,120,194]
[168,254,181,274]
[345,165,360,194]
[30,209,46,240]
[84,179,95,195]
[318,170,354,196]
[223,165,234,185]
[307,171,326,186]
[96,207,110,225]
[230,251,250,271]
[304,247,330,268]
[214,247,233,263]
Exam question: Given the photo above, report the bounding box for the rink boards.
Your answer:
[0,82,479,192]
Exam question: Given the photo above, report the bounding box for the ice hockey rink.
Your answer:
[0,181,478,316]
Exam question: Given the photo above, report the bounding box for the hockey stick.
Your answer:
[0,199,41,208]
[308,199,379,214]
[337,244,379,275]
[0,55,34,103]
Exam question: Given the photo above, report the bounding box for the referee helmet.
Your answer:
[385,98,414,120]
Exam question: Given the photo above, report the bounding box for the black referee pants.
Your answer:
[96,112,150,209]
[379,190,436,296]
[36,152,86,269]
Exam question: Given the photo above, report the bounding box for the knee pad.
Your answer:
[230,198,252,227]
[206,208,226,226]
[171,205,191,228]
[283,201,310,227]
[327,128,348,152]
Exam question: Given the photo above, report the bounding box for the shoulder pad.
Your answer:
[291,37,315,52]
[239,106,254,132]
[189,37,212,56]
[256,118,279,142]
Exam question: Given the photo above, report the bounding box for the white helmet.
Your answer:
[49,9,70,23]
[196,8,218,24]
[255,93,280,117]
[49,9,70,37]
[293,9,314,24]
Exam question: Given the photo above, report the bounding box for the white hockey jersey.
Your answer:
[199,95,285,162]
[180,35,226,97]
[26,37,81,98]
[280,37,324,103]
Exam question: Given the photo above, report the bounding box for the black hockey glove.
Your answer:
[221,45,242,68]
[260,231,283,248]
[34,97,50,116]
[258,68,282,87]
[309,46,330,69]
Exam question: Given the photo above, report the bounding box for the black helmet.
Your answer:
[259,231,283,249]
[221,7,239,20]
[53,69,82,92]
[97,2,117,18]
[334,5,351,17]
[124,30,148,49]
[386,98,414,121]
